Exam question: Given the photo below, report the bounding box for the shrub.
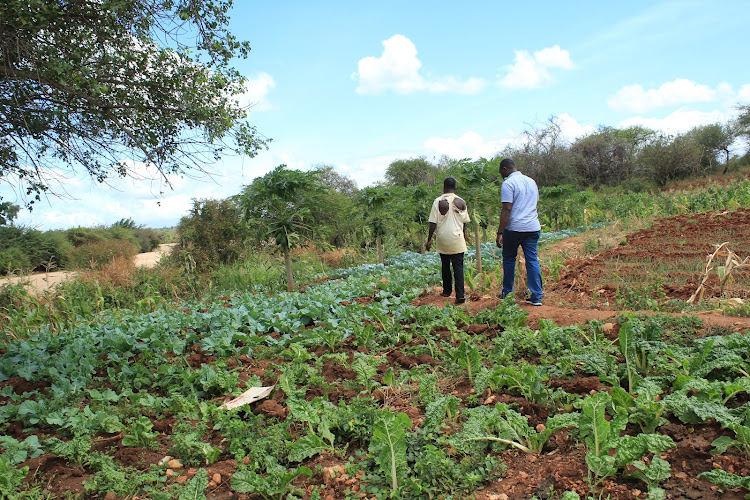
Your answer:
[176,198,249,271]
[67,240,138,270]
[132,227,162,252]
[66,227,106,247]
[0,246,30,274]
[0,226,72,275]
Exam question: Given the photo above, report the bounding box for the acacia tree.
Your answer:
[0,0,267,219]
[385,156,440,187]
[238,165,320,291]
[736,104,750,153]
[683,123,735,172]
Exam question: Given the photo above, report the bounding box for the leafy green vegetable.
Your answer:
[455,341,482,384]
[230,465,311,499]
[369,411,411,491]
[698,469,750,497]
[453,404,578,455]
[178,468,209,500]
[0,455,29,498]
[122,416,159,448]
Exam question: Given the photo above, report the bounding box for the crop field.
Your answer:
[1,211,750,499]
[550,208,750,309]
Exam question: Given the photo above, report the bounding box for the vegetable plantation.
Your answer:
[1,220,750,499]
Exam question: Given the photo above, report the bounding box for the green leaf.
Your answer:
[287,433,326,463]
[698,469,750,490]
[615,434,675,467]
[710,436,738,455]
[370,411,411,491]
[178,468,208,500]
[230,469,263,494]
[579,392,615,457]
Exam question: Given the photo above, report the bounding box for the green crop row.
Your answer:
[0,246,748,499]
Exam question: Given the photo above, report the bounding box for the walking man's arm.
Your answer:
[495,202,513,248]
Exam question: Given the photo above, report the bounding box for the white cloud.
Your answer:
[337,154,395,188]
[424,131,512,160]
[236,72,276,111]
[499,45,573,89]
[618,108,728,135]
[608,78,717,113]
[422,114,593,161]
[354,35,486,95]
[556,113,597,141]
[738,84,750,103]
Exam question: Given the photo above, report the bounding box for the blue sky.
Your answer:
[6,0,750,229]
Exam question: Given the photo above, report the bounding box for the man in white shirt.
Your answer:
[495,158,543,306]
[427,177,471,304]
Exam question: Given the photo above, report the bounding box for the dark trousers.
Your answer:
[440,252,465,299]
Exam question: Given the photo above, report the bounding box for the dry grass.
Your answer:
[79,256,136,288]
[290,244,359,269]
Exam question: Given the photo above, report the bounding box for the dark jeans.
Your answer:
[440,252,465,299]
[502,230,543,302]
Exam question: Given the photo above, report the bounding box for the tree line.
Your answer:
[174,111,750,290]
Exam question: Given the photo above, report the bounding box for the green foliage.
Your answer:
[618,316,662,392]
[698,469,750,497]
[454,341,482,384]
[169,423,222,466]
[0,454,29,499]
[370,411,411,491]
[423,395,460,434]
[0,436,43,466]
[122,416,159,448]
[578,392,675,493]
[68,239,138,270]
[710,414,750,457]
[611,385,667,434]
[0,226,72,275]
[578,392,626,487]
[411,444,503,498]
[454,404,578,455]
[178,468,209,500]
[3,228,750,498]
[0,0,267,217]
[231,465,311,500]
[474,362,549,403]
[385,156,441,187]
[351,353,382,393]
[176,198,248,271]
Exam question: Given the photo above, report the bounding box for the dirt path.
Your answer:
[0,243,176,293]
[412,212,750,333]
[412,290,750,334]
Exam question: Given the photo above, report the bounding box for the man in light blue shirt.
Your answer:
[495,158,543,305]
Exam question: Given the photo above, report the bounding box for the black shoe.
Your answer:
[455,297,466,304]
[440,292,451,297]
[525,299,542,306]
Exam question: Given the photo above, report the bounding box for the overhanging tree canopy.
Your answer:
[0,0,268,219]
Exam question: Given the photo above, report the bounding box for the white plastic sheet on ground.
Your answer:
[220,386,275,410]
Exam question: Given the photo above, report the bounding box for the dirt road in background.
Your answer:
[0,243,176,293]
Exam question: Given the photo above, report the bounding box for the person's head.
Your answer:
[443,176,457,193]
[499,158,516,179]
